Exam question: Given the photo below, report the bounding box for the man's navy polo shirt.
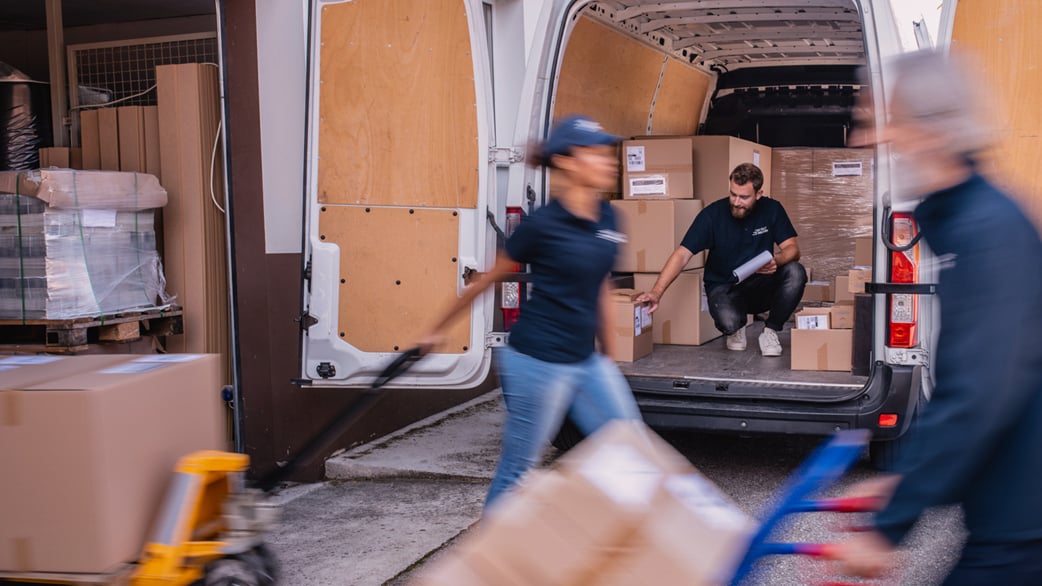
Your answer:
[505,199,621,363]
[680,196,798,287]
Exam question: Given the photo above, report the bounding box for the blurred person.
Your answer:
[832,49,1042,584]
[417,115,640,510]
[635,163,806,357]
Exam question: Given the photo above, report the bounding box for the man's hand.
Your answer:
[755,255,778,274]
[828,530,899,579]
[635,290,661,314]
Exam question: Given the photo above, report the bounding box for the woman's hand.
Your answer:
[416,332,445,356]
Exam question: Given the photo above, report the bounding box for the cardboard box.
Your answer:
[611,199,705,272]
[0,355,128,390]
[830,303,854,329]
[38,147,82,169]
[801,280,833,303]
[621,138,695,199]
[795,307,831,330]
[0,354,227,573]
[118,106,146,172]
[848,267,872,293]
[610,289,653,362]
[80,109,101,170]
[633,271,720,345]
[834,275,855,304]
[0,169,167,211]
[791,329,853,371]
[854,236,873,267]
[690,136,772,199]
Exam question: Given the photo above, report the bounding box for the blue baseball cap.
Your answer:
[542,115,621,158]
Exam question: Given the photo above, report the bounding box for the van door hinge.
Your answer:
[296,312,318,330]
[488,147,525,165]
[486,332,509,348]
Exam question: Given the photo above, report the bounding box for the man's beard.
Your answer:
[730,202,754,218]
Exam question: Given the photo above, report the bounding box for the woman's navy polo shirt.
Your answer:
[504,199,621,363]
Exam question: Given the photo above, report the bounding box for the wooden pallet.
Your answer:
[0,307,183,354]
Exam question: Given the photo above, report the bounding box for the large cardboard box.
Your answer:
[0,354,227,573]
[0,355,129,391]
[689,136,772,199]
[611,199,705,272]
[633,271,720,345]
[621,138,695,199]
[791,328,853,371]
[610,289,653,362]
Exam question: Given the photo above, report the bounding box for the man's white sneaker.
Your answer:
[759,327,783,357]
[726,327,747,351]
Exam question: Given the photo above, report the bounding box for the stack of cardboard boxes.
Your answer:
[413,421,756,586]
[790,236,872,371]
[610,136,772,360]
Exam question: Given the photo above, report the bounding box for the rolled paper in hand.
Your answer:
[732,250,774,284]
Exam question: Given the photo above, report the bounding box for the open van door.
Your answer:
[939,0,1042,229]
[299,0,496,388]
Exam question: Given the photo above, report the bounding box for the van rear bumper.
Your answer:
[630,363,920,440]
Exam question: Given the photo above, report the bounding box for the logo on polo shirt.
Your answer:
[752,226,768,237]
[596,229,627,244]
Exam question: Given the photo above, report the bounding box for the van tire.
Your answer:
[551,418,584,452]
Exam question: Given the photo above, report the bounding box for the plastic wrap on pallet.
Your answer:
[0,193,172,319]
[1,62,51,172]
[770,148,874,284]
[0,169,167,211]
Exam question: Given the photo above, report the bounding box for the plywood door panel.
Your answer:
[320,206,470,353]
[952,0,1042,227]
[317,0,479,209]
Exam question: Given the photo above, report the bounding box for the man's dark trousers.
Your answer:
[705,261,807,335]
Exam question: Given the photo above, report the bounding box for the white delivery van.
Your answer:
[298,0,942,469]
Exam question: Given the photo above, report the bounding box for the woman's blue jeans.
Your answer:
[484,345,640,510]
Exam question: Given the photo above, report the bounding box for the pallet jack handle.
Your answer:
[253,347,425,492]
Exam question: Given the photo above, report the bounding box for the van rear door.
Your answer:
[300,0,496,388]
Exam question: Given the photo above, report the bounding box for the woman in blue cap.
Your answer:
[419,115,641,509]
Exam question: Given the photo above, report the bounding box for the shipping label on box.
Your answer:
[628,175,668,197]
[626,145,646,172]
[797,314,830,330]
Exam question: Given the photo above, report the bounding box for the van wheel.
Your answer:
[551,418,585,452]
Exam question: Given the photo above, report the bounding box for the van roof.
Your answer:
[585,0,865,71]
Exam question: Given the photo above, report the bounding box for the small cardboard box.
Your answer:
[622,138,695,200]
[791,329,853,371]
[611,199,705,272]
[829,303,854,329]
[633,271,720,345]
[610,289,653,362]
[801,281,833,303]
[834,275,855,304]
[690,136,772,199]
[854,236,873,267]
[0,354,227,573]
[795,307,831,330]
[848,267,872,294]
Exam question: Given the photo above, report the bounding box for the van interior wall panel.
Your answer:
[952,0,1042,229]
[320,206,470,353]
[316,0,478,208]
[156,63,229,374]
[554,17,708,137]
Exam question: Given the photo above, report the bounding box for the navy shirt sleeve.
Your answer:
[770,200,798,243]
[504,216,541,263]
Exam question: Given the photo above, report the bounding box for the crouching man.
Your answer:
[636,163,806,356]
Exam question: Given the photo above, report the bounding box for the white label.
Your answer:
[132,354,205,363]
[832,161,863,176]
[80,209,118,228]
[640,305,652,330]
[628,175,667,196]
[752,150,761,167]
[626,146,646,172]
[633,306,642,336]
[579,444,663,507]
[891,293,914,323]
[99,362,168,374]
[0,355,63,365]
[701,289,709,313]
[797,315,830,330]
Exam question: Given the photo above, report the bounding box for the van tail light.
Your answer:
[888,213,919,348]
[501,207,525,331]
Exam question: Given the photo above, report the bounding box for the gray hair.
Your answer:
[886,49,995,158]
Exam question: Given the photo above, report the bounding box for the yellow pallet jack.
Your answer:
[0,348,423,586]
